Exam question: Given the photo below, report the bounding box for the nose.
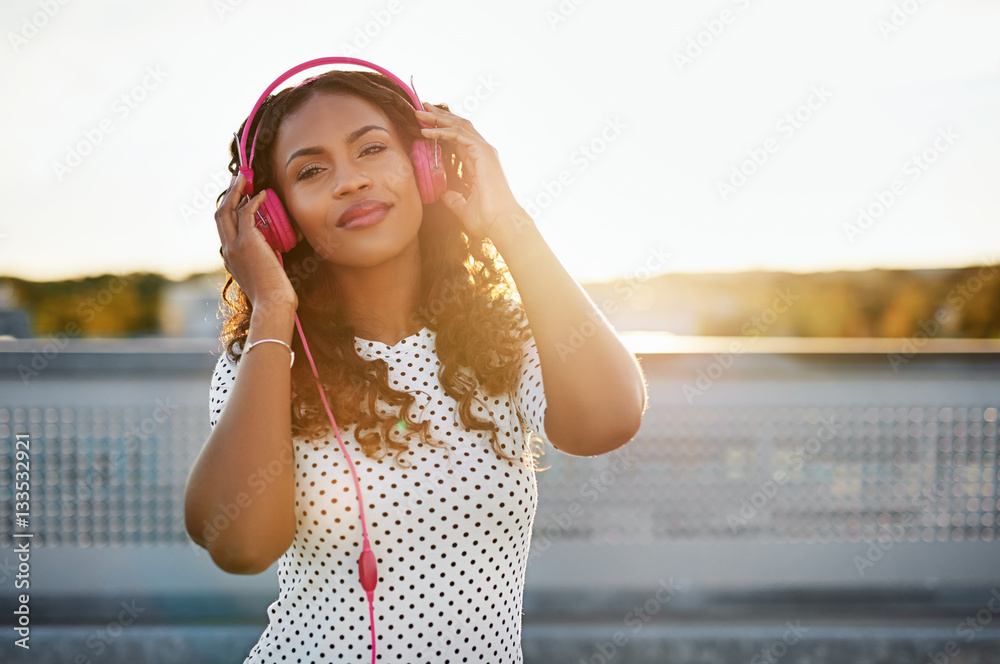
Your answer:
[331,160,372,199]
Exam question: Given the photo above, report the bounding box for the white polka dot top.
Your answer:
[207,324,549,663]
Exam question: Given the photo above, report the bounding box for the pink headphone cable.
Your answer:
[274,251,378,663]
[233,56,446,663]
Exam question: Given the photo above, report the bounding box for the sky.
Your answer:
[1,0,998,284]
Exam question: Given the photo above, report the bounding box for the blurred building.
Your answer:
[159,272,225,338]
[0,280,31,338]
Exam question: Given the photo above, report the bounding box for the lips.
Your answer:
[337,200,392,229]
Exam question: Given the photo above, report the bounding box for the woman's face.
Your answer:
[271,92,424,267]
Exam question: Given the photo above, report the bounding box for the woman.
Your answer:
[184,63,647,663]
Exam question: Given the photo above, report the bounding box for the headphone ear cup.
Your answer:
[255,189,298,254]
[411,139,447,204]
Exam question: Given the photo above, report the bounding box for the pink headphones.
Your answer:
[232,58,447,663]
[237,56,448,254]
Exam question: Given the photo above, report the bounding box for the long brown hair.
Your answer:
[215,69,546,470]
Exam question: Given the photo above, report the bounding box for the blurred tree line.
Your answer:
[584,264,1000,338]
[1,264,999,338]
[4,273,163,337]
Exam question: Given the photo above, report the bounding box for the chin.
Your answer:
[330,232,422,269]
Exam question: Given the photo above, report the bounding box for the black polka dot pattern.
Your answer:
[207,326,549,662]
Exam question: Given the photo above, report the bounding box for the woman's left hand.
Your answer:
[415,102,531,242]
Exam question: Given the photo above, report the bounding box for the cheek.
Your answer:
[385,154,420,194]
[285,187,325,221]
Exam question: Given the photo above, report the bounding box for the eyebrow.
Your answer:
[284,125,390,169]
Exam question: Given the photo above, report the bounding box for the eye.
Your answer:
[295,165,323,182]
[359,142,387,158]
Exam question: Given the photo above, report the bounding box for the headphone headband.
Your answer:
[237,57,428,194]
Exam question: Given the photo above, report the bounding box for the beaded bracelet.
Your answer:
[244,338,295,368]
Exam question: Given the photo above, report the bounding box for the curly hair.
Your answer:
[215,69,547,471]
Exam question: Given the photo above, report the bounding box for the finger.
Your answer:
[215,172,247,241]
[439,190,467,216]
[236,189,269,237]
[421,100,463,120]
[420,125,486,167]
[421,100,454,115]
[419,125,481,145]
[220,172,248,213]
[422,127,476,178]
[415,107,475,133]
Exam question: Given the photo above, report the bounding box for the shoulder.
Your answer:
[210,345,241,392]
[213,345,240,371]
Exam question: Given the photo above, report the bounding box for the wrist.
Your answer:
[243,337,295,368]
[249,302,296,344]
[251,293,298,318]
[489,206,537,254]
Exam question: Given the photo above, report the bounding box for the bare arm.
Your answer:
[493,216,648,457]
[184,305,298,573]
[186,171,305,574]
[184,305,299,574]
[415,104,647,457]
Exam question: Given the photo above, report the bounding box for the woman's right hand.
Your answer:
[215,172,298,314]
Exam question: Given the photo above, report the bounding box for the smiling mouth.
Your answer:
[337,200,392,229]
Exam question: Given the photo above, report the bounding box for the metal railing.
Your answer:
[1,335,998,625]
